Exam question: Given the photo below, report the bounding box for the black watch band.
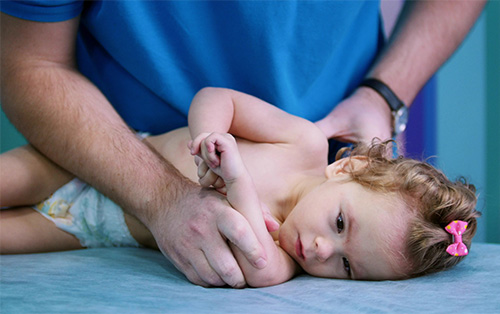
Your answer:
[360,78,405,112]
[360,78,409,137]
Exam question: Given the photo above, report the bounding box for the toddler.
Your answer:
[0,87,479,287]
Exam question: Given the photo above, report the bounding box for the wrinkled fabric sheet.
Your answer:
[1,243,499,313]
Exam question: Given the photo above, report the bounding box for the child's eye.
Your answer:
[343,257,351,278]
[336,213,344,233]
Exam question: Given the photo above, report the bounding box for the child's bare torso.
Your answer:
[127,126,329,246]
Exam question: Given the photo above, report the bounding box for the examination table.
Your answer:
[1,243,499,313]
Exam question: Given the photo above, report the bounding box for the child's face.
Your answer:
[279,177,409,280]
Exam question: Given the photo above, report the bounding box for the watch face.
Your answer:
[394,107,409,135]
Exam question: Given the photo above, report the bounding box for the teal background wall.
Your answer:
[435,2,499,243]
[1,109,27,152]
[1,2,499,242]
[485,1,500,244]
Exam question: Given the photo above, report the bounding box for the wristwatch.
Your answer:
[360,78,409,137]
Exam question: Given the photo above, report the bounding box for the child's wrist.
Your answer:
[224,168,253,189]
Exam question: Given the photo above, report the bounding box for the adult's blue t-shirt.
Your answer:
[1,0,383,135]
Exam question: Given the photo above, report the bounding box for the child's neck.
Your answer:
[273,175,327,223]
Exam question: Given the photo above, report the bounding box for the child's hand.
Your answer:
[189,132,246,186]
[189,133,224,191]
[193,155,227,194]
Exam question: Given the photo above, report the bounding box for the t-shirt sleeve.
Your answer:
[0,0,83,22]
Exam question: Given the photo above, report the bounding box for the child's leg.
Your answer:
[0,207,83,254]
[0,145,74,207]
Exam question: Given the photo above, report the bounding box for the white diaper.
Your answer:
[34,178,140,248]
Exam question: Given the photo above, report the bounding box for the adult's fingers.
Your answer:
[170,218,245,287]
[216,209,267,270]
[201,234,246,288]
[188,255,227,287]
[167,247,225,287]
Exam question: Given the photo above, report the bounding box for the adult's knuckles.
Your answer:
[229,223,251,244]
[186,219,208,237]
[215,258,238,277]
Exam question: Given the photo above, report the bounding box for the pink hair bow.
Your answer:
[445,220,469,257]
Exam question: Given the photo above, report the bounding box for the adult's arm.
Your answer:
[316,0,487,143]
[0,13,267,288]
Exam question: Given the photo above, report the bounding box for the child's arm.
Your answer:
[191,132,298,287]
[188,87,326,192]
[188,87,325,149]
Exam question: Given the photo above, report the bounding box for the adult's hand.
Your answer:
[146,181,268,288]
[315,87,392,144]
[316,0,486,145]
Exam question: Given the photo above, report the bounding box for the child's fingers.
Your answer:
[190,133,211,155]
[194,155,203,167]
[187,140,200,156]
[189,138,201,155]
[213,177,226,190]
[201,138,220,168]
[197,158,222,188]
[198,168,221,188]
[197,160,226,190]
[216,186,227,195]
[197,159,210,178]
[198,132,239,172]
[261,203,280,232]
[212,133,238,158]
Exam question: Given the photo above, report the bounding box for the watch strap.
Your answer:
[360,78,405,112]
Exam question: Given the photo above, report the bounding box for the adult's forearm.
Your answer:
[369,0,486,105]
[1,53,189,226]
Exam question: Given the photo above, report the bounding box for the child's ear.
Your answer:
[325,156,368,179]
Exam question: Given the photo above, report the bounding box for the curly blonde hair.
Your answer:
[337,140,480,278]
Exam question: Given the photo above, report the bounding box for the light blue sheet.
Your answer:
[1,243,499,313]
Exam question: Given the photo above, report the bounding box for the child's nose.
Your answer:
[314,237,335,262]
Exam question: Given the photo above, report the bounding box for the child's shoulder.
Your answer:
[290,119,329,156]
